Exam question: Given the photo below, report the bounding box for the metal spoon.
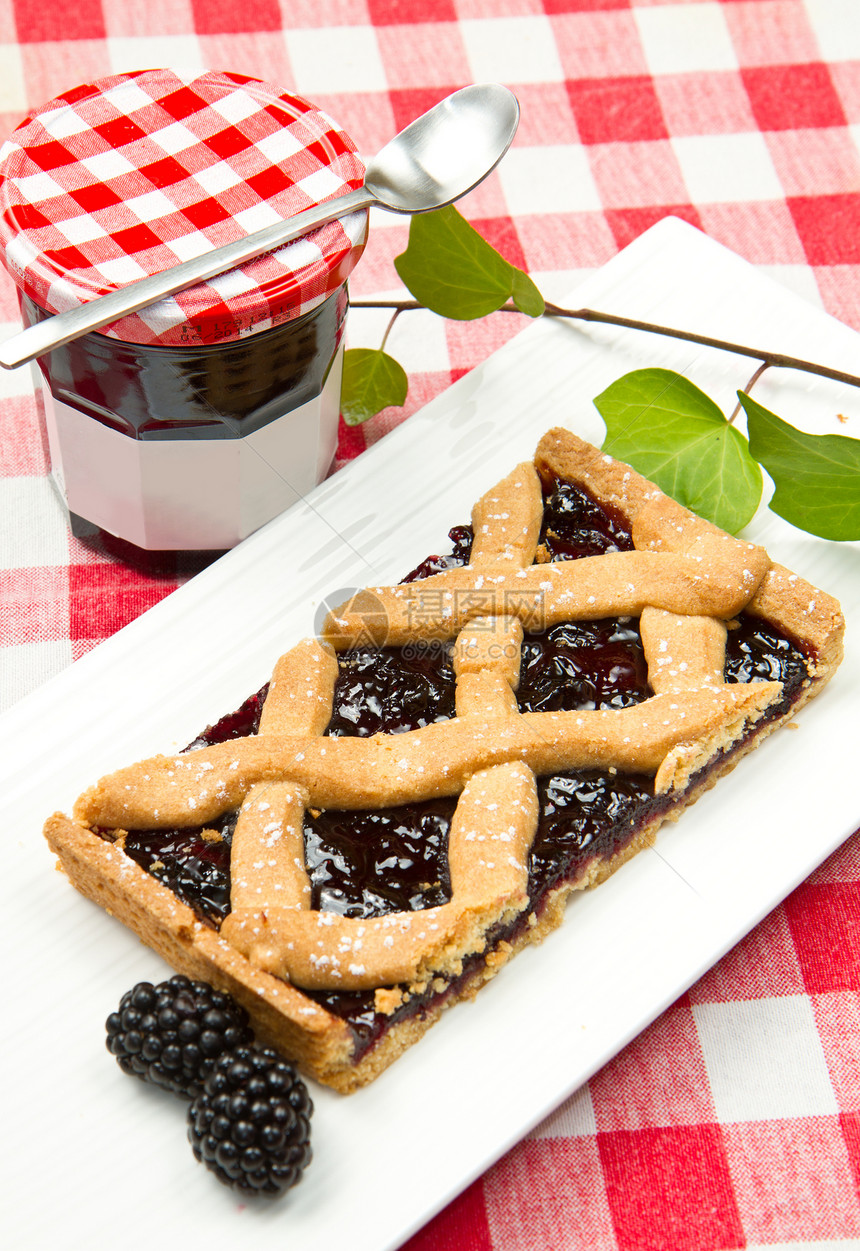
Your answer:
[0,83,519,370]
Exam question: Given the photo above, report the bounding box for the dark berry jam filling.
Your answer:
[530,770,657,893]
[186,686,268,749]
[402,524,474,582]
[121,811,238,922]
[725,617,810,709]
[518,619,650,713]
[304,801,453,917]
[326,644,457,738]
[539,477,635,560]
[100,477,814,1059]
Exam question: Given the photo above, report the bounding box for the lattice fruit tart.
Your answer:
[44,428,844,1093]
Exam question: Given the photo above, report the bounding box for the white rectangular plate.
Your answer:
[5,219,859,1251]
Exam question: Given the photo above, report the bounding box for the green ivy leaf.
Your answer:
[740,391,860,540]
[594,368,762,534]
[510,265,545,318]
[394,205,545,320]
[340,348,408,426]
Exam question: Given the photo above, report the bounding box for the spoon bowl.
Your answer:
[0,84,520,370]
[365,82,520,213]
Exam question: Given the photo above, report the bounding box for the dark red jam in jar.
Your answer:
[0,70,368,549]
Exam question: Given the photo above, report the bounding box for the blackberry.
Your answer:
[105,975,254,1098]
[188,1046,313,1197]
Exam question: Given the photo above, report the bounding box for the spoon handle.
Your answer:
[0,187,372,370]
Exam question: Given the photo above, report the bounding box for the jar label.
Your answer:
[39,348,344,550]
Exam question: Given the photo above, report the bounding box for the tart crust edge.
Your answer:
[535,426,845,683]
[41,427,846,1093]
[42,813,355,1086]
[43,653,819,1096]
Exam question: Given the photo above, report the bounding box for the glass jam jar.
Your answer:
[0,70,368,549]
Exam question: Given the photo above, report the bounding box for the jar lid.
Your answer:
[0,69,367,346]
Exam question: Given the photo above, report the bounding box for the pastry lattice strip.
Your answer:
[75,459,784,993]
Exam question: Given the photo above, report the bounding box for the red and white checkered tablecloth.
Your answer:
[1,2,858,1248]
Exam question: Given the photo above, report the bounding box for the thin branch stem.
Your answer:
[729,361,770,424]
[544,303,860,390]
[351,300,423,310]
[379,307,402,352]
[349,297,860,393]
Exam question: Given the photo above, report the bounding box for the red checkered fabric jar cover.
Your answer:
[0,69,368,346]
